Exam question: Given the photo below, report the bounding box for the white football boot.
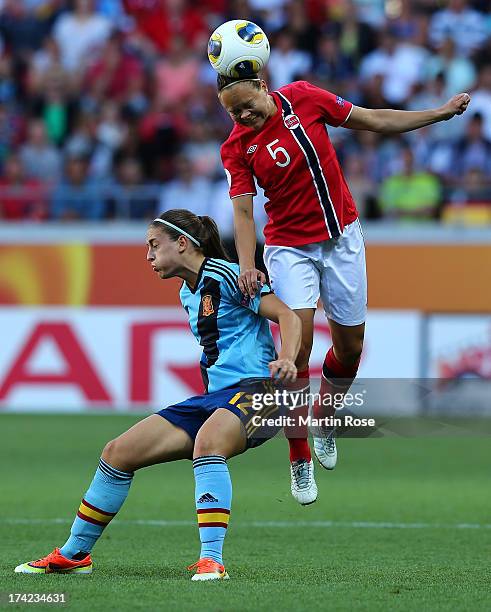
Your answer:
[313,429,337,470]
[290,459,318,505]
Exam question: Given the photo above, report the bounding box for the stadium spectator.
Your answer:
[154,34,200,108]
[27,37,74,99]
[137,100,182,179]
[122,0,208,53]
[158,154,212,217]
[89,101,128,180]
[424,37,477,99]
[0,52,16,105]
[311,33,355,85]
[267,27,311,90]
[53,0,112,71]
[121,70,149,119]
[95,0,128,27]
[332,1,376,66]
[34,82,77,146]
[387,0,421,42]
[19,118,62,182]
[379,146,441,221]
[0,0,51,56]
[283,0,319,56]
[407,73,462,143]
[51,154,106,220]
[359,28,428,105]
[451,112,491,178]
[108,156,159,219]
[182,119,222,180]
[84,33,144,103]
[343,153,377,218]
[0,153,47,220]
[465,64,491,141]
[351,0,386,27]
[248,0,286,31]
[448,167,491,205]
[0,102,24,162]
[63,112,96,160]
[429,0,488,57]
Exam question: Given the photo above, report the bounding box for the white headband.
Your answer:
[220,78,261,92]
[153,219,201,247]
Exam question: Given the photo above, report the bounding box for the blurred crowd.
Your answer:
[0,0,491,232]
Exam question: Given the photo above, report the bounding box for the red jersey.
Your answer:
[220,81,358,246]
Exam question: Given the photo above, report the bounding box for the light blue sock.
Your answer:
[193,455,232,565]
[60,458,133,559]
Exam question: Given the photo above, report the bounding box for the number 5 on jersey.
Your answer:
[267,139,290,167]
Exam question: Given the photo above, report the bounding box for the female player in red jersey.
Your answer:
[218,73,471,505]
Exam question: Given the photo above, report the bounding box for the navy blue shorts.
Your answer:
[156,379,283,449]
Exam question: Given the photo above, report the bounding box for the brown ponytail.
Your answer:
[151,209,230,261]
[198,215,231,260]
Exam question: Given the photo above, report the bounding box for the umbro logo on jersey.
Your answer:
[197,493,219,504]
[284,114,300,130]
[247,144,258,154]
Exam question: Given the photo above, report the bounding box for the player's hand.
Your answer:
[441,93,471,120]
[238,267,267,298]
[269,358,297,383]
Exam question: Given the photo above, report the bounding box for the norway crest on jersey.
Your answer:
[283,113,300,130]
[202,294,215,316]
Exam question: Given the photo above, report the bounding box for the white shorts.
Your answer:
[263,220,367,326]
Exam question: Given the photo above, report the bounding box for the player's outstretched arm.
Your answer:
[258,294,301,382]
[344,93,471,134]
[233,195,267,297]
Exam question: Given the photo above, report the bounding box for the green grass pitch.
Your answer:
[0,414,490,611]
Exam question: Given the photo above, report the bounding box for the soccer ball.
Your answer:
[207,20,270,78]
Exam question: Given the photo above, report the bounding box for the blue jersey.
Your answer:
[180,258,276,393]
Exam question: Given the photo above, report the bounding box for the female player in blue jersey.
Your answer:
[14,209,301,581]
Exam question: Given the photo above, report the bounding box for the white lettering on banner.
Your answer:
[0,308,421,412]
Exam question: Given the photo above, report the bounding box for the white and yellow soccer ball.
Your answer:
[207,20,270,78]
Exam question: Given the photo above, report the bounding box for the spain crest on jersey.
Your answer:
[202,294,215,316]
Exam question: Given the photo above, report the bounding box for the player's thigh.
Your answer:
[102,414,193,472]
[194,408,247,459]
[320,220,367,327]
[263,244,320,309]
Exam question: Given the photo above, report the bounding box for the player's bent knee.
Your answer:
[101,437,136,472]
[193,436,228,459]
[336,342,363,368]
